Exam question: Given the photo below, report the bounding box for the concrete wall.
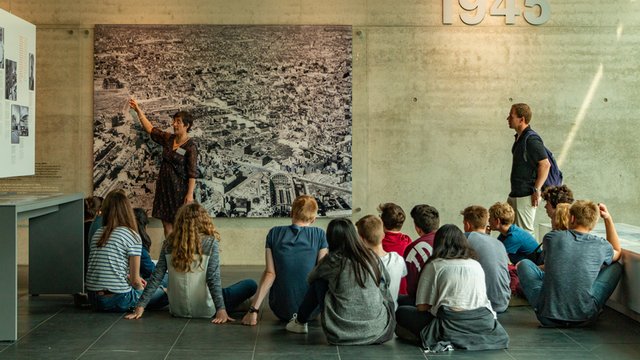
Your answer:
[2,0,639,264]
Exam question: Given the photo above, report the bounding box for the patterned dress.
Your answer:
[150,127,198,223]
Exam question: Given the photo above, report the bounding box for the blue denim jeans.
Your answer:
[517,259,623,326]
[222,279,257,312]
[146,273,170,310]
[89,288,143,312]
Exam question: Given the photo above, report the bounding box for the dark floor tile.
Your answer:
[254,354,340,360]
[589,343,640,360]
[506,327,580,349]
[78,349,168,359]
[337,338,424,357]
[0,348,87,360]
[425,349,512,359]
[253,322,335,354]
[7,312,123,353]
[89,316,188,352]
[558,311,640,350]
[172,319,258,351]
[167,349,254,359]
[506,348,600,360]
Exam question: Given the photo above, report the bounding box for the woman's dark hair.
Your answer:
[84,196,103,221]
[428,224,477,262]
[541,185,574,208]
[173,111,194,132]
[326,218,382,288]
[133,208,152,251]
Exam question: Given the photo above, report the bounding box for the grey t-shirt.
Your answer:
[466,232,511,313]
[539,230,614,321]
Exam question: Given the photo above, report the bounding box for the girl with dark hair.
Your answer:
[83,196,103,276]
[133,208,154,279]
[286,218,396,345]
[395,224,509,352]
[129,98,198,237]
[133,208,169,309]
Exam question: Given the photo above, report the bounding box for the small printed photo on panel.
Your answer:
[5,59,17,100]
[0,27,4,69]
[12,104,29,138]
[16,105,29,136]
[10,107,20,144]
[29,53,34,90]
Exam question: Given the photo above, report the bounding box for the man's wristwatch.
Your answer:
[248,306,259,314]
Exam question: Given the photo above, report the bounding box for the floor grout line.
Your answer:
[336,344,341,360]
[250,313,262,360]
[557,327,590,351]
[74,313,125,360]
[163,318,191,360]
[0,306,66,353]
[503,348,518,359]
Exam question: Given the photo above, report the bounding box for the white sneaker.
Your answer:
[285,313,308,334]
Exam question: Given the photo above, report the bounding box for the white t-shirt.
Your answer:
[416,258,495,318]
[380,252,407,309]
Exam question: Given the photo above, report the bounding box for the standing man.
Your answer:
[507,103,551,234]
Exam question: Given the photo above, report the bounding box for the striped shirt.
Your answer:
[86,226,142,293]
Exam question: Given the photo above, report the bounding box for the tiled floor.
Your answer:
[1,266,640,359]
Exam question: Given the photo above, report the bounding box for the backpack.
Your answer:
[523,130,563,189]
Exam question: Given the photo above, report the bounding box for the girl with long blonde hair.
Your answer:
[126,203,256,322]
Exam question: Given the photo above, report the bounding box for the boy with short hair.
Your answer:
[378,203,412,295]
[517,200,622,327]
[488,202,541,265]
[462,205,511,313]
[241,195,328,326]
[356,215,407,309]
[402,204,439,303]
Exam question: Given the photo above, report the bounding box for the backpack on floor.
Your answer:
[523,130,563,189]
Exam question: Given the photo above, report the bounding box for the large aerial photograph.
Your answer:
[93,25,352,217]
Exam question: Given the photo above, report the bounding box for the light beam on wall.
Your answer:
[617,23,624,41]
[556,63,603,167]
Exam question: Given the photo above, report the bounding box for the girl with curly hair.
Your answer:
[126,203,256,322]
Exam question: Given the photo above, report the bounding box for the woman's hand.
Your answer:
[598,203,612,220]
[129,98,140,111]
[241,311,258,326]
[125,306,145,320]
[183,193,194,205]
[211,309,234,324]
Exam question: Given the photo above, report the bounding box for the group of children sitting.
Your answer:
[82,185,623,352]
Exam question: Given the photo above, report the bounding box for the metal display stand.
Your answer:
[0,193,84,341]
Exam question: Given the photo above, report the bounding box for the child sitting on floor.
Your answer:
[356,214,407,309]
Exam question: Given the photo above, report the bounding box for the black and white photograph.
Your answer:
[10,111,19,144]
[93,25,353,217]
[0,27,4,69]
[5,58,17,100]
[28,53,34,91]
[12,104,29,137]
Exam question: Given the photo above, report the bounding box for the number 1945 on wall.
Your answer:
[443,0,550,25]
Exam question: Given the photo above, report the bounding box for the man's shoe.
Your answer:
[286,313,308,334]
